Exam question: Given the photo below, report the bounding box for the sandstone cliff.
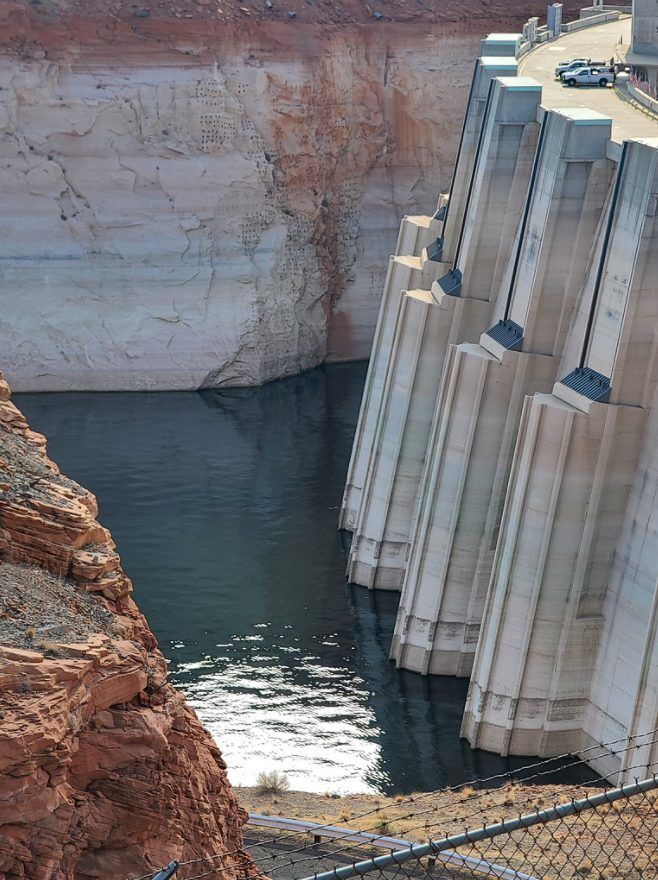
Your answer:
[0,0,582,391]
[0,371,254,879]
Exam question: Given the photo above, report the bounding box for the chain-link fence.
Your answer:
[301,776,658,880]
[140,731,658,880]
[236,777,658,880]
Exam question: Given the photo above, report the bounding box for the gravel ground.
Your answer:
[0,562,114,651]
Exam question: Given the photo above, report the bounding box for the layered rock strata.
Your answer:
[0,0,582,391]
[0,372,253,879]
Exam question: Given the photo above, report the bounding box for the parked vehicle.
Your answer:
[555,58,590,78]
[564,66,616,87]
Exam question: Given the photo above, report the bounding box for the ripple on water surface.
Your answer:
[16,365,590,794]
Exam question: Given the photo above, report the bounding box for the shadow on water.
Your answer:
[16,363,593,794]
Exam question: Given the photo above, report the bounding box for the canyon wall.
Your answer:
[0,0,581,391]
[0,369,254,879]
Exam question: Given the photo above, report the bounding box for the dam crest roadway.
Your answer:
[521,15,657,143]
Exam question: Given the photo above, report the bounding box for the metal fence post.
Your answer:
[153,862,179,880]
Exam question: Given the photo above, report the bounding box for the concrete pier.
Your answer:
[339,59,519,535]
[391,108,615,676]
[339,254,442,532]
[440,57,519,265]
[461,393,644,757]
[462,138,658,759]
[395,214,442,260]
[569,137,658,775]
[346,76,541,590]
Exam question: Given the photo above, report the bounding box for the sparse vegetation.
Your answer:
[375,815,391,835]
[255,770,290,795]
[34,638,65,658]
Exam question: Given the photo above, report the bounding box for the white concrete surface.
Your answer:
[462,393,644,757]
[463,137,658,760]
[339,254,442,532]
[441,57,519,264]
[391,107,614,677]
[341,9,658,778]
[632,0,658,56]
[581,138,658,405]
[346,77,541,590]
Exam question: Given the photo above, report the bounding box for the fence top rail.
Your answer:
[129,732,658,880]
[246,815,410,850]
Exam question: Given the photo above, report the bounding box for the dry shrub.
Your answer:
[255,770,290,795]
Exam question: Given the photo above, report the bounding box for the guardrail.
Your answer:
[247,813,411,849]
[246,813,540,880]
[579,5,631,17]
[298,776,658,880]
[626,81,658,116]
[561,10,621,32]
[515,6,624,59]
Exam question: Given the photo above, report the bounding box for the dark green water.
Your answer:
[16,364,587,794]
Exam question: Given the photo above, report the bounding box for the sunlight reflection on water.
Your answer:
[16,365,591,794]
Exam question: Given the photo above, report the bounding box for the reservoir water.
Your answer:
[16,365,588,795]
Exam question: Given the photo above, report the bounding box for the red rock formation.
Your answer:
[0,370,254,880]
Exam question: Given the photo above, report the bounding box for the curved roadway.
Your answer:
[520,16,658,143]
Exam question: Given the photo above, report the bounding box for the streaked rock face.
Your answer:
[0,370,254,879]
[0,0,569,390]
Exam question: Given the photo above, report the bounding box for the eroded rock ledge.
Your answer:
[0,371,254,879]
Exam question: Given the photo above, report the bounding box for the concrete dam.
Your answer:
[340,9,658,782]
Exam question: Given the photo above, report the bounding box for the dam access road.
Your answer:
[521,16,657,142]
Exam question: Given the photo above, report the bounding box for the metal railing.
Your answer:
[245,815,537,880]
[141,770,658,880]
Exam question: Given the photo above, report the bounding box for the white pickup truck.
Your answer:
[563,66,616,87]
